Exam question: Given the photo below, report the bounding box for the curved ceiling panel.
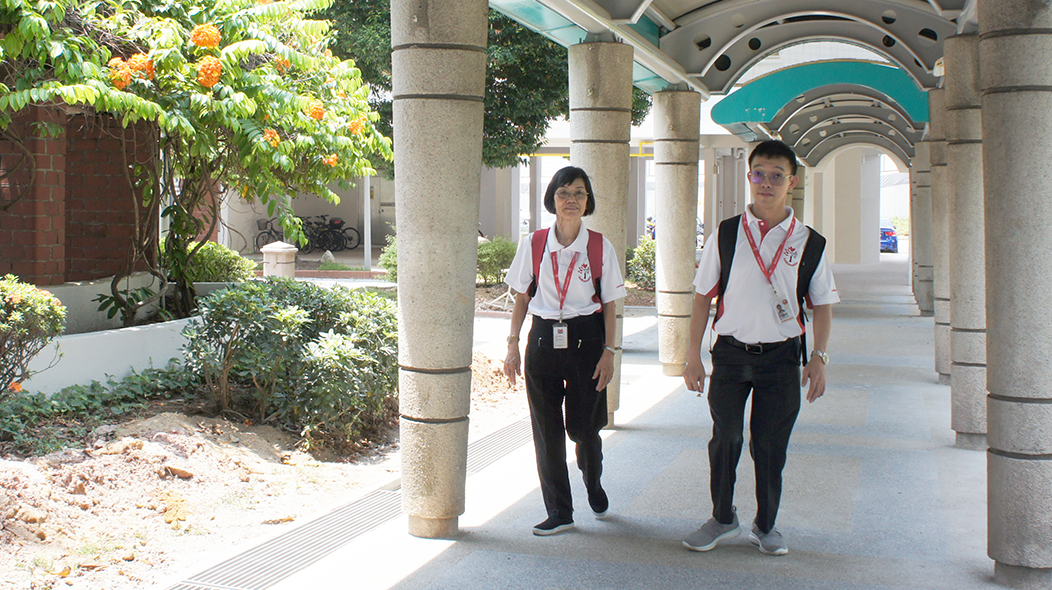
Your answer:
[658,0,954,92]
[779,104,923,148]
[769,86,923,131]
[802,133,912,169]
[796,122,915,157]
[692,21,939,93]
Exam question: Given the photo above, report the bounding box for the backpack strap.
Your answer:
[586,229,603,304]
[795,226,827,364]
[527,228,549,298]
[715,214,742,321]
[527,228,604,303]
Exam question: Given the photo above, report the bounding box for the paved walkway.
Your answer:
[159,251,998,590]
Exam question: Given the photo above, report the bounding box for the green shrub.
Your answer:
[0,275,66,401]
[628,235,656,290]
[162,240,257,283]
[477,237,517,285]
[0,363,196,456]
[183,279,398,450]
[378,233,398,282]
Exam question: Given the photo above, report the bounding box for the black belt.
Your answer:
[719,335,798,355]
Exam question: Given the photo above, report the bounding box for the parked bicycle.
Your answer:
[327,216,361,250]
[255,217,283,252]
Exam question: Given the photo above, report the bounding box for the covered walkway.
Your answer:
[158,251,996,590]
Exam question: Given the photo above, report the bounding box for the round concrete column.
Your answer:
[944,34,988,451]
[391,0,487,538]
[653,90,701,377]
[911,142,934,315]
[568,40,633,426]
[927,89,952,385]
[979,0,1052,584]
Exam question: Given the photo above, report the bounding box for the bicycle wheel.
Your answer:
[300,232,316,254]
[255,230,278,252]
[342,227,361,250]
[318,229,344,252]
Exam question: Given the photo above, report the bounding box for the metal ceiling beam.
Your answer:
[780,104,923,145]
[765,82,924,130]
[796,121,916,156]
[659,0,954,93]
[800,133,912,169]
[690,20,940,93]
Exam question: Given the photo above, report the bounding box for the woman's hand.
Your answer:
[592,348,615,391]
[504,343,522,386]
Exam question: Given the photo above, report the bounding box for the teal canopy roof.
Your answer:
[711,61,929,128]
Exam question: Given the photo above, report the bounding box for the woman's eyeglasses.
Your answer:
[747,171,788,186]
[555,189,589,201]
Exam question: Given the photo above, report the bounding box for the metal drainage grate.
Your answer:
[166,490,402,590]
[165,416,535,590]
[466,417,533,474]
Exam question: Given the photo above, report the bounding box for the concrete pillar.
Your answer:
[832,149,879,265]
[911,141,935,314]
[944,34,988,450]
[260,241,297,278]
[529,156,542,232]
[928,88,952,385]
[479,166,519,239]
[653,90,701,377]
[702,146,719,240]
[979,0,1052,584]
[790,163,806,221]
[568,39,633,426]
[627,156,646,248]
[391,0,486,538]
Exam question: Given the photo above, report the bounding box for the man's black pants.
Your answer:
[524,313,607,520]
[708,335,801,534]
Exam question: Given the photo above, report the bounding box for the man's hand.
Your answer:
[683,357,707,393]
[801,356,826,403]
[504,344,521,386]
[592,349,615,391]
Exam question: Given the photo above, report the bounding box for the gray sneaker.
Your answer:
[748,523,788,555]
[683,513,740,552]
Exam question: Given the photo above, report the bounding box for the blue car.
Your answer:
[880,218,899,253]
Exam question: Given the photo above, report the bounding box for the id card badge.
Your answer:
[553,322,569,349]
[771,285,794,324]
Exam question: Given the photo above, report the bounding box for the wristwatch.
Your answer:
[811,349,830,365]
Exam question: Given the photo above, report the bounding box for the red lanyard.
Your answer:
[742,214,795,284]
[551,251,579,315]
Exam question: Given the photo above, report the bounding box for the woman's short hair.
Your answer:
[543,166,596,216]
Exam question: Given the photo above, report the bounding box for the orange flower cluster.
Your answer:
[190,24,221,49]
[198,56,222,88]
[263,128,280,147]
[347,116,367,136]
[6,292,23,305]
[275,57,291,73]
[307,100,325,120]
[107,53,154,89]
[7,382,22,393]
[322,154,338,166]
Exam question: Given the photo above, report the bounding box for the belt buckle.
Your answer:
[745,343,763,354]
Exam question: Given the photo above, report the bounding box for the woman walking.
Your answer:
[503,166,627,536]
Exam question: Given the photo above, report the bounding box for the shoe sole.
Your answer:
[533,522,574,536]
[592,509,609,520]
[683,526,740,552]
[748,532,788,555]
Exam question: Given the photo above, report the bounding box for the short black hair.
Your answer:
[543,166,596,216]
[749,140,799,176]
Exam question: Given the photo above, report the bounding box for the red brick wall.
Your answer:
[64,115,153,282]
[0,108,67,285]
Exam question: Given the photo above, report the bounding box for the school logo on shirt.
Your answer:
[783,245,800,267]
[578,261,592,282]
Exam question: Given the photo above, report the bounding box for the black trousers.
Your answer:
[524,313,608,520]
[708,335,801,534]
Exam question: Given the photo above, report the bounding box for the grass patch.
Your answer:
[318,262,366,271]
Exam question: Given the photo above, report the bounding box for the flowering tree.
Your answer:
[1,0,392,318]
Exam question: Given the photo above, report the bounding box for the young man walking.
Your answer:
[682,139,839,556]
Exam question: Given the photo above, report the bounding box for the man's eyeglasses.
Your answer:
[555,189,589,201]
[747,171,789,186]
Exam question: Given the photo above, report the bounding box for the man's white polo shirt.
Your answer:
[506,222,627,320]
[693,206,839,344]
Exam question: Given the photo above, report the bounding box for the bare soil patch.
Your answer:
[0,351,526,590]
